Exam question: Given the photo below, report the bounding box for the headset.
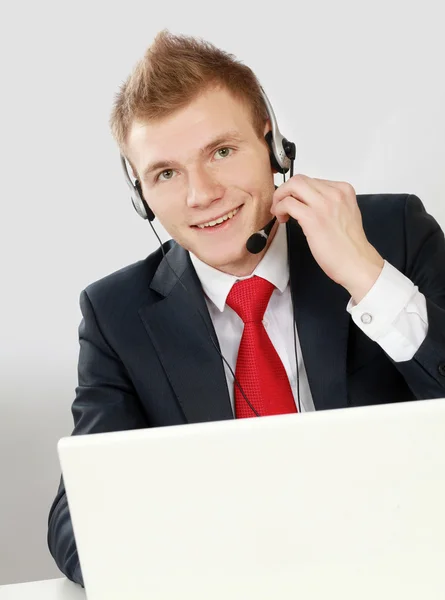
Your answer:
[119,84,301,415]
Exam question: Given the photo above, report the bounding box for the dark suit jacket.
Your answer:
[48,193,445,586]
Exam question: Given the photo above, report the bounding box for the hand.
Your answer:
[271,174,385,303]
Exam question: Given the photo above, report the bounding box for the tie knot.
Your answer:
[226,276,275,323]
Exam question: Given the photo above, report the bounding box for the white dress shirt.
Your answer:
[190,224,429,414]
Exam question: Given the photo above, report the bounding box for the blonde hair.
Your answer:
[109,30,268,157]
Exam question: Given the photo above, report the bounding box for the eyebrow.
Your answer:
[141,130,244,181]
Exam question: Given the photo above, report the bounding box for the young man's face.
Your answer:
[126,86,276,275]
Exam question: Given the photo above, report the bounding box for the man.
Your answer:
[48,30,445,585]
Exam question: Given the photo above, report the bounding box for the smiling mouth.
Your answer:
[193,206,242,229]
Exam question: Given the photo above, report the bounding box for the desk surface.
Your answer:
[0,578,85,599]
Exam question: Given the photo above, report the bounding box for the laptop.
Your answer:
[58,398,445,600]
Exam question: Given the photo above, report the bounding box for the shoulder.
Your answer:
[356,192,410,217]
[356,192,442,270]
[82,239,176,310]
[355,193,409,259]
[356,191,441,236]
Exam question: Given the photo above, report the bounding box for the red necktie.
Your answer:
[226,276,297,418]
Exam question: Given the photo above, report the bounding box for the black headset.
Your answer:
[119,85,296,221]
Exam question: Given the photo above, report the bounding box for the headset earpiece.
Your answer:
[134,180,156,222]
[264,130,296,175]
[120,155,156,221]
[260,86,296,175]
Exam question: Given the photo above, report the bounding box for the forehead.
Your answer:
[126,87,256,169]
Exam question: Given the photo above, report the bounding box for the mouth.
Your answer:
[192,205,243,232]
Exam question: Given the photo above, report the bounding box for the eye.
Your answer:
[157,169,176,182]
[214,147,233,159]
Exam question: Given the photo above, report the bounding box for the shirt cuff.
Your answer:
[346,260,418,341]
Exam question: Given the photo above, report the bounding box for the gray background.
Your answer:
[1,0,444,585]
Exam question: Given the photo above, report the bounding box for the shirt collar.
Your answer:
[189,223,289,312]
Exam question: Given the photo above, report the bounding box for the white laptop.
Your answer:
[58,398,445,600]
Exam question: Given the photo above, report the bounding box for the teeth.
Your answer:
[197,207,239,229]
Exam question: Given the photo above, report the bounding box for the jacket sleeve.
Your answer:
[389,194,445,397]
[47,289,149,586]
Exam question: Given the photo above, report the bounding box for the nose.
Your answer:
[186,164,224,209]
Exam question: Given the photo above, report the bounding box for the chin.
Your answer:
[197,243,249,271]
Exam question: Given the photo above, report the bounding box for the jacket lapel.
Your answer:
[140,220,350,419]
[287,219,350,411]
[139,243,233,423]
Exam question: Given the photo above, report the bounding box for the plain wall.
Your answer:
[1,0,444,585]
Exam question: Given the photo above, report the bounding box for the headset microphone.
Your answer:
[246,216,277,254]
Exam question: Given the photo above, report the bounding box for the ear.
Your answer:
[124,154,139,182]
[130,166,139,181]
[263,119,272,137]
[263,121,278,174]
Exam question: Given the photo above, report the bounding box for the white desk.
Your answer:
[0,578,85,599]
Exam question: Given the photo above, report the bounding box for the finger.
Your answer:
[298,177,358,210]
[309,177,356,199]
[272,195,312,224]
[272,174,325,210]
